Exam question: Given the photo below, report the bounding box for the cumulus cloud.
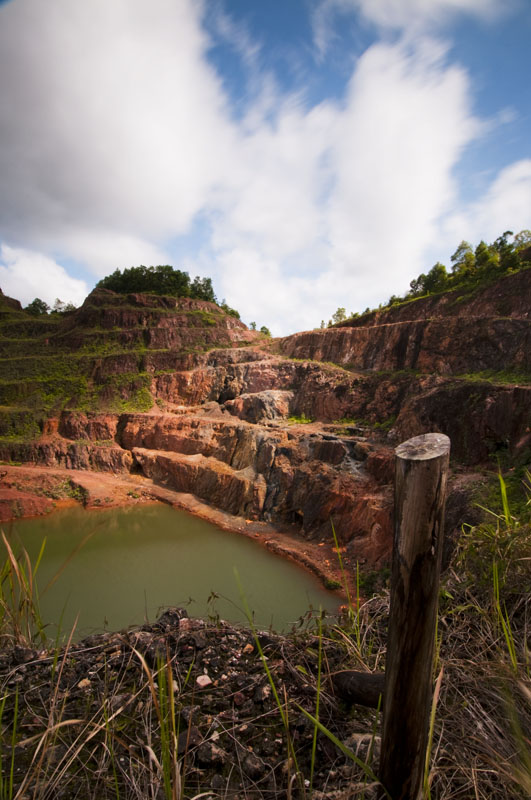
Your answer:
[0,0,235,248]
[0,0,526,335]
[0,245,88,307]
[205,38,479,330]
[325,40,478,294]
[57,229,170,280]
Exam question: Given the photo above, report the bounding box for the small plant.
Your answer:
[324,578,342,590]
[287,412,314,425]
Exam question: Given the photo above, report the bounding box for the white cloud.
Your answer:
[212,100,334,259]
[57,230,170,279]
[0,0,235,247]
[206,38,480,329]
[313,0,510,52]
[324,40,478,295]
[0,245,88,307]
[442,159,531,247]
[354,0,506,29]
[0,0,526,336]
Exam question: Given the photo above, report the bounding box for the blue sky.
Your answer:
[0,0,530,335]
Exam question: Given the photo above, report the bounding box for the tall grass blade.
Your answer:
[309,610,323,793]
[295,704,391,798]
[498,470,512,528]
[424,667,444,798]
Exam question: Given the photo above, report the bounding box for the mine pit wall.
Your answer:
[277,316,531,374]
[0,409,394,564]
[151,359,298,407]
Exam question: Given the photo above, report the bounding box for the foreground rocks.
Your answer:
[0,608,386,800]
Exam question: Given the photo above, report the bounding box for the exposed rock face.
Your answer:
[0,437,133,473]
[62,289,256,352]
[395,381,531,464]
[277,315,530,373]
[224,390,294,423]
[118,411,393,556]
[0,288,22,312]
[277,270,531,373]
[1,272,530,568]
[0,486,53,523]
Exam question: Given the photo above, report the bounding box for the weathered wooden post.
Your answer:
[379,432,450,800]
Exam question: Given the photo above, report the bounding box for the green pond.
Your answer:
[4,504,339,639]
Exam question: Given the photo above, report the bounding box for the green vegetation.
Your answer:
[402,229,530,302]
[0,408,41,440]
[23,297,77,316]
[96,265,217,302]
[287,413,314,425]
[327,307,352,327]
[372,415,396,432]
[455,369,531,386]
[326,229,531,325]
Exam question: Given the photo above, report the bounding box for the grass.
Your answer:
[287,413,315,425]
[0,295,242,424]
[0,470,529,798]
[455,369,531,386]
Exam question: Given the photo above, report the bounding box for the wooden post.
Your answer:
[379,433,450,800]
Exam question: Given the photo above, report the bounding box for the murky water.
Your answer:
[4,504,339,639]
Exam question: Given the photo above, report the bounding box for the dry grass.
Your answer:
[0,471,529,799]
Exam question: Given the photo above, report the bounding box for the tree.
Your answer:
[249,321,257,330]
[492,231,520,272]
[24,298,49,316]
[513,229,531,251]
[474,240,498,275]
[450,240,475,277]
[191,275,216,303]
[97,265,191,297]
[331,307,347,325]
[219,299,240,319]
[409,276,425,296]
[259,325,271,337]
[52,299,77,314]
[422,263,448,294]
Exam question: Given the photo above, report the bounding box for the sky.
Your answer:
[0,0,530,336]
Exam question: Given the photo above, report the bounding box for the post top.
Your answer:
[395,432,450,461]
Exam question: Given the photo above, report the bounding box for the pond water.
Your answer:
[4,504,339,640]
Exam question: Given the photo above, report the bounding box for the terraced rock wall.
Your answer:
[1,272,530,567]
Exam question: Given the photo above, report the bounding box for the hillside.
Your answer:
[0,271,530,800]
[1,270,530,572]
